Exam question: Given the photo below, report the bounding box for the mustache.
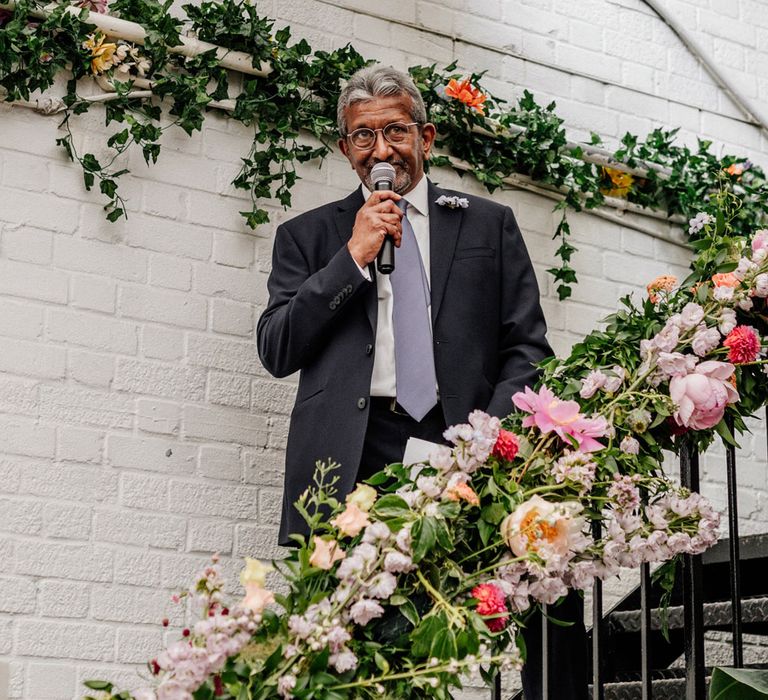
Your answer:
[366,160,406,170]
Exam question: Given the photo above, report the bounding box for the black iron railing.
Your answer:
[497,409,763,699]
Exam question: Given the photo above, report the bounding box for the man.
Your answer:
[256,65,586,699]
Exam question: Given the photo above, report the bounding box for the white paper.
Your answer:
[402,437,442,467]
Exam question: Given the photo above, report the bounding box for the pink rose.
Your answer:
[669,361,739,430]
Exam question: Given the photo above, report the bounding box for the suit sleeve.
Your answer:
[486,206,553,419]
[256,222,371,378]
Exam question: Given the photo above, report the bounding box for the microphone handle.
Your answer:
[374,179,395,275]
[377,236,394,275]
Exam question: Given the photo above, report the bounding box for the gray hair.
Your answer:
[337,65,427,137]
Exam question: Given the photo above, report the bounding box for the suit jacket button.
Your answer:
[365,344,373,356]
[329,301,337,310]
[346,284,353,293]
[357,397,367,409]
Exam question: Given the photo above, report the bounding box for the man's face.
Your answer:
[338,94,436,195]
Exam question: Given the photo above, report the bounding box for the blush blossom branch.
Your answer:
[84,191,768,700]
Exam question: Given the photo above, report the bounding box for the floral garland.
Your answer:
[81,191,768,700]
[2,0,768,298]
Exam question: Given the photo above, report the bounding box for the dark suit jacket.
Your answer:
[257,179,551,543]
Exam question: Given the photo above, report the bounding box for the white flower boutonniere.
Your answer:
[435,195,469,209]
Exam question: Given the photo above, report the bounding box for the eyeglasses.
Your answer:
[346,122,420,150]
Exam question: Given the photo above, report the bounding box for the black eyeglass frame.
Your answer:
[345,121,421,150]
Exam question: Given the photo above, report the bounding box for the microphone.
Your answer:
[371,162,396,274]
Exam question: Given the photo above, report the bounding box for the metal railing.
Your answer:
[495,409,763,700]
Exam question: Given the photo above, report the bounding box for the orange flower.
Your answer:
[712,272,739,288]
[726,163,744,177]
[647,275,677,303]
[444,482,480,506]
[600,167,634,198]
[445,78,487,114]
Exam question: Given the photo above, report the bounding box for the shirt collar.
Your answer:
[361,173,429,217]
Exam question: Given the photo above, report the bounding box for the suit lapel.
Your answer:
[334,187,377,332]
[428,181,463,323]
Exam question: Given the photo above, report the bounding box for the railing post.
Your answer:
[680,436,705,699]
[491,671,501,700]
[640,562,653,699]
[592,521,605,700]
[542,603,550,699]
[725,414,743,667]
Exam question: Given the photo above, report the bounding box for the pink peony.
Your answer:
[471,582,509,632]
[501,495,587,560]
[512,385,609,452]
[492,429,520,461]
[723,326,761,364]
[669,361,739,430]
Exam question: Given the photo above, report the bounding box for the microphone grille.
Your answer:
[370,162,396,185]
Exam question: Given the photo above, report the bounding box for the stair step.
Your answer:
[608,595,768,633]
[596,677,695,700]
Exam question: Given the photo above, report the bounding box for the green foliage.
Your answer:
[3,1,768,294]
[710,668,768,699]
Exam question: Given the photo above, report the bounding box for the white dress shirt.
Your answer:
[355,175,431,397]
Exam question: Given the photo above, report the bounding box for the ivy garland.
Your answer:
[1,0,768,298]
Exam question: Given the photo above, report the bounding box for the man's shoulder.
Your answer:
[281,189,361,232]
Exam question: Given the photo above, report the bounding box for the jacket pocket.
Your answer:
[454,246,496,260]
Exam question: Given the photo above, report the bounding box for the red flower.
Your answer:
[723,325,761,364]
[445,78,487,114]
[493,429,520,461]
[471,583,509,632]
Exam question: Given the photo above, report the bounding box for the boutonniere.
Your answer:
[435,195,469,209]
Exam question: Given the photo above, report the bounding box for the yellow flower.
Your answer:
[83,33,119,75]
[239,558,273,588]
[600,166,634,198]
[346,483,377,512]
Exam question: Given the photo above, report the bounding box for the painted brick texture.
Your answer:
[1,1,767,698]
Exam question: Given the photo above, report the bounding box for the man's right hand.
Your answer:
[347,190,403,268]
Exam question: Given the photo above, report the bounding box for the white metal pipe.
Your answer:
[642,0,768,137]
[0,0,272,77]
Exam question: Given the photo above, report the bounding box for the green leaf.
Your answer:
[411,614,445,658]
[83,681,113,691]
[429,627,457,659]
[412,516,438,562]
[481,503,507,525]
[372,494,411,518]
[714,417,740,448]
[709,667,768,699]
[374,651,390,674]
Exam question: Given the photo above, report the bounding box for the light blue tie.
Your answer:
[390,200,438,421]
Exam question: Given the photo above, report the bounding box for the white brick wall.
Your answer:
[1,1,767,698]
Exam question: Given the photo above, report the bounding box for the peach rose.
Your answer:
[309,536,345,570]
[331,502,370,537]
[712,272,739,288]
[242,582,274,613]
